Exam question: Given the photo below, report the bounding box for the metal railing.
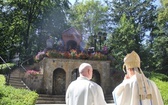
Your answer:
[19,56,35,90]
[20,56,34,72]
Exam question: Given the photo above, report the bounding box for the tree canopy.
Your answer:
[0,0,70,61]
[0,0,167,75]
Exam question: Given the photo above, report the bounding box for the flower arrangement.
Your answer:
[26,70,40,76]
[35,51,46,61]
[63,52,71,59]
[70,49,77,59]
[46,50,62,58]
[90,52,107,60]
[78,52,89,59]
[35,49,108,61]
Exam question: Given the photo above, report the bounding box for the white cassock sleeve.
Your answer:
[112,81,137,105]
[90,83,107,105]
[150,80,164,105]
[65,84,70,105]
[112,83,124,105]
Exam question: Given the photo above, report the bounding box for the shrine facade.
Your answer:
[23,58,112,95]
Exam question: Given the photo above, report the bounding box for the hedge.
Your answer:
[0,74,38,105]
[149,72,168,105]
[0,75,5,86]
[0,63,16,74]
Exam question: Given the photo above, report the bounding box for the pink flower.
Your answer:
[35,51,45,60]
[26,70,40,75]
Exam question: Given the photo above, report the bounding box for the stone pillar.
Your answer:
[66,69,72,90]
[101,62,111,95]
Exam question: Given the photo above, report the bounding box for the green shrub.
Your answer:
[149,72,168,105]
[0,75,39,105]
[0,86,38,105]
[0,63,16,74]
[152,79,168,105]
[0,74,6,85]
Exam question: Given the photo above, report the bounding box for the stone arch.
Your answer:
[52,68,66,95]
[71,68,79,81]
[71,69,101,86]
[91,69,101,85]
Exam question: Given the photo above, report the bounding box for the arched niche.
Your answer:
[71,68,79,81]
[91,70,101,85]
[71,69,101,86]
[66,40,77,51]
[52,68,66,95]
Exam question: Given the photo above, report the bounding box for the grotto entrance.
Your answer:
[71,68,101,86]
[66,40,78,51]
[52,68,66,95]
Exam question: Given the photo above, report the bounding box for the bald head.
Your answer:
[79,63,93,80]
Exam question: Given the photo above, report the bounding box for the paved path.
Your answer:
[36,103,114,105]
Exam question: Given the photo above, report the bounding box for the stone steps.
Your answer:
[8,68,114,104]
[8,77,28,89]
[105,95,114,103]
[36,94,65,104]
[8,68,29,89]
[36,94,113,104]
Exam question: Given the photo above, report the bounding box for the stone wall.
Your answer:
[23,74,43,93]
[42,58,111,95]
[23,58,124,95]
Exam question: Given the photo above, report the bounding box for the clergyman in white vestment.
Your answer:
[66,63,107,105]
[112,51,164,105]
